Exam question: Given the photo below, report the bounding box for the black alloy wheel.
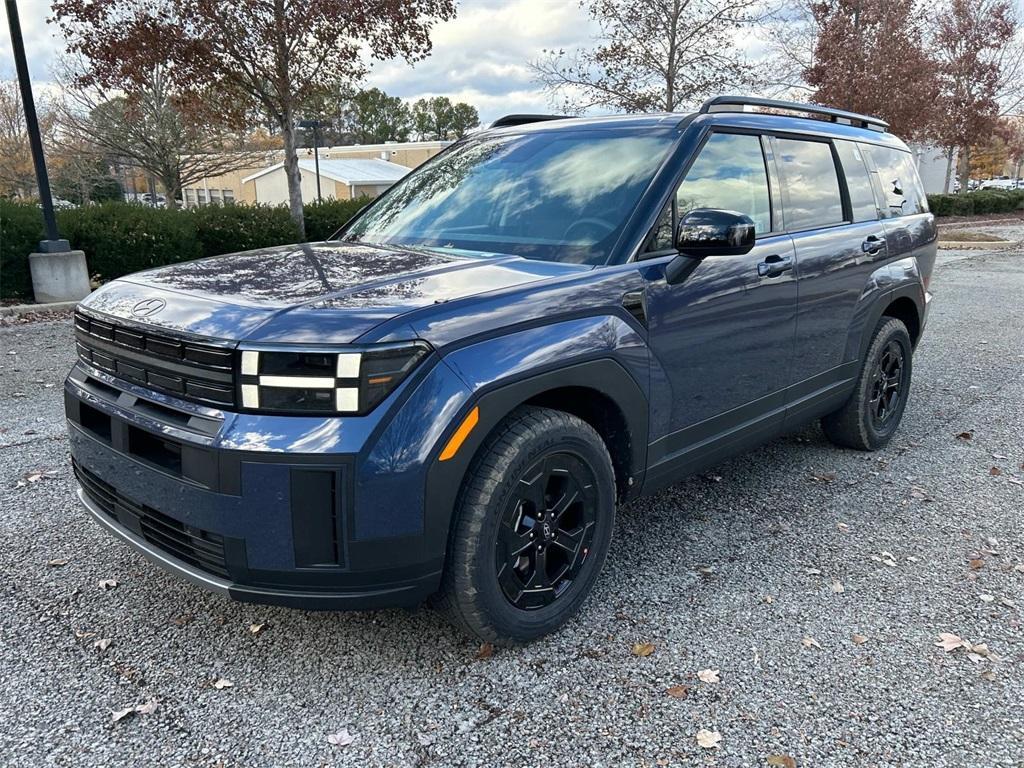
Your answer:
[495,452,598,610]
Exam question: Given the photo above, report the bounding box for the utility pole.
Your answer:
[5,0,91,302]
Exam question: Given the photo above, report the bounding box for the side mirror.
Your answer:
[665,209,756,285]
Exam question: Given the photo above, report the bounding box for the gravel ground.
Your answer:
[2,249,1023,768]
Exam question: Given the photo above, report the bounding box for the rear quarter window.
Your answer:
[868,146,929,217]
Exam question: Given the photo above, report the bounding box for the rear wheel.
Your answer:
[437,406,616,645]
[822,316,913,451]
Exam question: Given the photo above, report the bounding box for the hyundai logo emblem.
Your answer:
[131,298,166,318]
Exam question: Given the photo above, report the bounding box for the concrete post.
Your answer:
[29,250,92,303]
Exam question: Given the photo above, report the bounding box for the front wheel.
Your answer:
[822,316,913,451]
[437,406,616,645]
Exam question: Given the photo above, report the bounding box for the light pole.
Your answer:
[299,119,323,202]
[5,0,68,252]
[5,0,90,302]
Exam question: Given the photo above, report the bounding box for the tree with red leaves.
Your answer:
[930,0,1020,190]
[803,0,937,140]
[52,0,456,238]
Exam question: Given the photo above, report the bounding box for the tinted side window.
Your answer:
[835,140,878,222]
[869,146,928,216]
[676,133,772,234]
[776,138,844,231]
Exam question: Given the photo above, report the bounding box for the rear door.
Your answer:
[772,136,889,425]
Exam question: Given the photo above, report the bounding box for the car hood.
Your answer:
[79,241,585,344]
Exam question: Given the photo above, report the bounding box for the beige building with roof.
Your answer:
[181,140,449,207]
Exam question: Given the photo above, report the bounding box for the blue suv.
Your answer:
[65,97,935,643]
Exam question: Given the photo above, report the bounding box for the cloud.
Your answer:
[0,0,63,83]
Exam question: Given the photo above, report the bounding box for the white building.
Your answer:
[241,158,411,205]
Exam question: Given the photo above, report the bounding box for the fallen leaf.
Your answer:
[327,728,354,747]
[805,567,822,576]
[809,471,836,483]
[111,707,135,723]
[1000,597,1017,608]
[763,595,775,604]
[852,634,868,645]
[767,756,797,768]
[697,668,720,683]
[980,670,997,682]
[801,636,821,650]
[475,643,494,660]
[212,677,234,690]
[836,522,850,532]
[955,431,973,441]
[831,581,845,594]
[47,558,69,567]
[989,466,1002,476]
[248,622,266,635]
[969,559,984,571]
[135,699,158,716]
[98,579,118,591]
[979,594,995,603]
[171,615,192,627]
[992,453,1008,460]
[74,629,96,639]
[666,685,689,699]
[632,642,656,657]
[935,633,971,652]
[1015,564,1024,573]
[696,729,722,749]
[909,486,933,502]
[94,638,112,651]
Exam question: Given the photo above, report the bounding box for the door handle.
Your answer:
[862,235,886,254]
[757,254,793,277]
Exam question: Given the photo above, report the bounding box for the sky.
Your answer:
[0,0,601,122]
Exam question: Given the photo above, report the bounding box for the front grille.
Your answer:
[74,311,236,408]
[74,460,230,579]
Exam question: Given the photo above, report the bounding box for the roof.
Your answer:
[243,158,410,185]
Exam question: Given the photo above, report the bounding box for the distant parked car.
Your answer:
[980,178,1016,190]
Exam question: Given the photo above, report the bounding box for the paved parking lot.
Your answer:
[2,246,1023,767]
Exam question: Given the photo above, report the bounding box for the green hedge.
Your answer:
[927,189,1024,217]
[0,197,372,300]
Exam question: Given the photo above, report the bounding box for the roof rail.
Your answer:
[698,95,889,132]
[490,114,569,129]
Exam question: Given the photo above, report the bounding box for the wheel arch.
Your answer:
[422,359,648,565]
[853,283,925,364]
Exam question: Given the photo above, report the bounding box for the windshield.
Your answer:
[343,129,675,265]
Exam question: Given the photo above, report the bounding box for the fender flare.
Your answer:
[420,358,648,561]
[853,281,924,364]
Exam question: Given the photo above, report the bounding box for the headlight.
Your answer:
[237,341,431,415]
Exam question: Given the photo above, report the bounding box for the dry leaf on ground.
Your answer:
[248,622,266,635]
[767,756,797,768]
[802,636,822,650]
[98,579,118,590]
[94,638,112,651]
[632,642,656,657]
[475,643,494,660]
[666,685,689,699]
[327,728,355,747]
[213,677,234,690]
[695,729,722,749]
[831,581,845,593]
[47,558,68,567]
[697,668,720,683]
[935,632,972,652]
[852,634,868,645]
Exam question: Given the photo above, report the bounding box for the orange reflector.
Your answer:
[439,406,479,462]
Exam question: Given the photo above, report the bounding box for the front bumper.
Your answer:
[65,357,473,610]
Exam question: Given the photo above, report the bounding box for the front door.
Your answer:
[641,131,798,482]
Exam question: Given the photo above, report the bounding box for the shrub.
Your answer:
[304,196,372,241]
[191,203,300,259]
[927,189,1024,217]
[0,196,379,300]
[0,199,46,299]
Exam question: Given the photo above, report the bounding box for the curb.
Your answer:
[0,300,78,317]
[937,241,1017,250]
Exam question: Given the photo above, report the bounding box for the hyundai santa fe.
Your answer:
[65,96,936,644]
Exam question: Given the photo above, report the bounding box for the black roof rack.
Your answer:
[698,95,889,132]
[490,114,569,129]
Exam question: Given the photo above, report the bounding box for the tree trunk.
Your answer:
[280,108,306,240]
[943,148,955,194]
[958,145,971,191]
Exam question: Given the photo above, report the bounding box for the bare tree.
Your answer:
[531,0,764,113]
[0,80,57,198]
[53,0,456,238]
[57,64,271,208]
